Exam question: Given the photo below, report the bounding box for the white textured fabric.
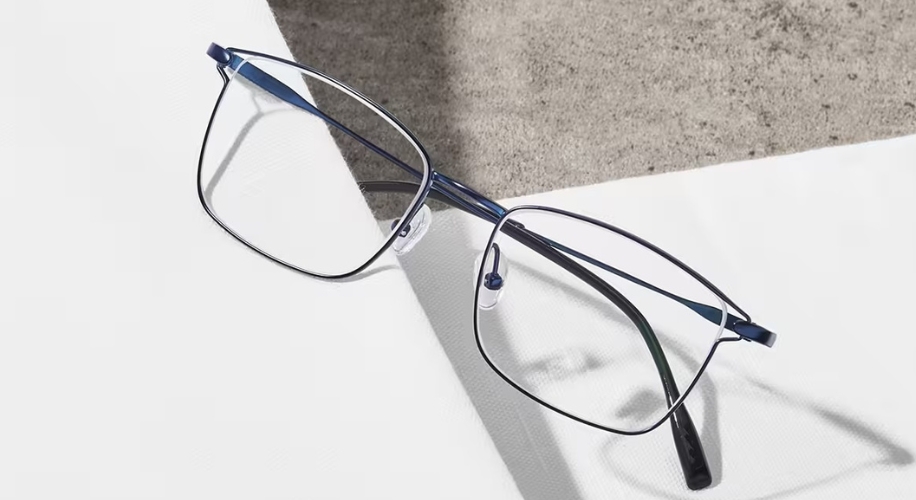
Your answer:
[399,135,916,499]
[0,1,522,499]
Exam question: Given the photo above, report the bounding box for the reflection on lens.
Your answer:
[475,208,726,432]
[199,56,427,276]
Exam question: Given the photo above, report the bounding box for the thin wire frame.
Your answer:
[196,49,435,279]
[198,43,778,491]
[474,205,743,436]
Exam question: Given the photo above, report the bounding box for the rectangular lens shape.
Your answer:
[199,55,428,276]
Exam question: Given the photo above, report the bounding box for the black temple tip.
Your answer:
[669,405,712,490]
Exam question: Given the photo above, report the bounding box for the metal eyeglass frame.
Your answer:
[199,43,777,491]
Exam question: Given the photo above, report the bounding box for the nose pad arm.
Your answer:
[476,243,508,309]
[390,204,431,255]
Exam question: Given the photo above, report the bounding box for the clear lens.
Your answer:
[475,208,726,432]
[199,55,427,276]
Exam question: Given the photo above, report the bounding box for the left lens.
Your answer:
[199,54,428,277]
[474,207,727,432]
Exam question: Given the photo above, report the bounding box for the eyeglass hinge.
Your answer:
[207,43,233,66]
[732,320,777,347]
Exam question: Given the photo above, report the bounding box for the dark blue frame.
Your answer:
[199,43,777,490]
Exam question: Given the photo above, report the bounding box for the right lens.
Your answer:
[199,54,428,277]
[475,208,727,433]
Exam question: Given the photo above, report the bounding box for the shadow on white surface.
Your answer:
[400,208,913,500]
[400,214,586,500]
[600,368,913,500]
[542,272,914,498]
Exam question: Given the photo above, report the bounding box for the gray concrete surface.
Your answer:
[268,0,914,200]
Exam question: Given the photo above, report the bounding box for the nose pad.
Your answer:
[476,243,508,310]
[390,204,431,255]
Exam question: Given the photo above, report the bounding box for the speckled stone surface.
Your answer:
[269,0,915,200]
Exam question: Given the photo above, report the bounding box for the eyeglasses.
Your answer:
[198,43,777,490]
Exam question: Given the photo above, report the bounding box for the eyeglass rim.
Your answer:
[196,47,434,279]
[472,204,745,435]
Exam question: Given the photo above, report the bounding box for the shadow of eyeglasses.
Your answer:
[599,364,913,499]
[471,246,912,497]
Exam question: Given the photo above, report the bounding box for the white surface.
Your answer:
[400,135,916,499]
[0,1,522,499]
